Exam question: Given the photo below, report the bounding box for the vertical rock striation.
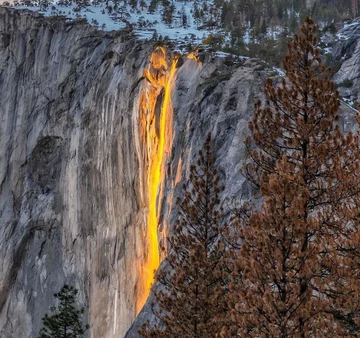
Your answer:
[125,53,268,337]
[0,7,161,337]
[0,7,287,338]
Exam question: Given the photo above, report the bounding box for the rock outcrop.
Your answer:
[332,20,360,107]
[0,7,268,337]
[2,7,359,338]
[0,8,155,337]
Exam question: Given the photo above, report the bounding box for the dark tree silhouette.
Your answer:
[38,285,89,338]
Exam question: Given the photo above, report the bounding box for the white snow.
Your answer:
[5,0,226,44]
[272,66,285,76]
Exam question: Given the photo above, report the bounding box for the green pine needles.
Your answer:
[38,285,89,338]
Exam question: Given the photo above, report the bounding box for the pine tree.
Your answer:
[130,0,138,9]
[181,6,188,28]
[140,0,146,10]
[352,0,359,18]
[225,17,360,337]
[148,0,158,14]
[38,0,51,10]
[139,133,228,338]
[162,0,175,26]
[38,285,89,338]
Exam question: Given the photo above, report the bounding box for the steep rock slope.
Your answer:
[332,21,360,108]
[0,8,267,337]
[126,24,360,338]
[0,8,157,337]
[1,7,360,338]
[3,7,346,338]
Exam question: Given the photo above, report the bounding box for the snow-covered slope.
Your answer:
[3,0,226,46]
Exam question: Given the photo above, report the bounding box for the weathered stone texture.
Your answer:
[4,7,358,338]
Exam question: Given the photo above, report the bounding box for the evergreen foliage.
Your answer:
[38,285,89,338]
[225,17,360,337]
[18,0,360,64]
[139,133,229,338]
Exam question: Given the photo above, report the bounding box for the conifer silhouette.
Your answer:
[38,285,88,338]
[225,17,360,337]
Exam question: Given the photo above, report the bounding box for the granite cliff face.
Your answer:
[332,21,360,108]
[0,8,154,338]
[0,7,268,337]
[2,7,359,338]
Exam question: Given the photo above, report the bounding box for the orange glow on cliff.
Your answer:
[136,51,178,313]
[187,52,197,61]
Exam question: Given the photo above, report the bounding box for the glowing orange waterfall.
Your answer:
[136,49,178,313]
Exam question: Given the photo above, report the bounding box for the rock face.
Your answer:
[5,7,359,338]
[124,56,270,336]
[0,8,156,337]
[0,7,269,337]
[332,21,360,107]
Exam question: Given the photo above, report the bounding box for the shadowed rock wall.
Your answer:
[0,8,156,337]
[0,7,302,338]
